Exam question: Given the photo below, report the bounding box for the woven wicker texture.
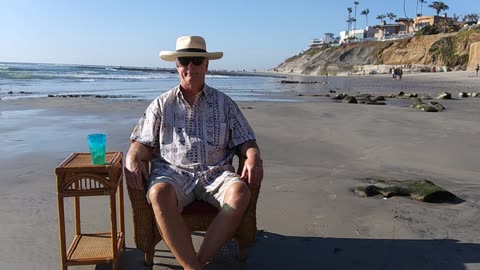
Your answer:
[56,152,123,195]
[64,152,118,167]
[68,233,118,260]
[127,155,261,264]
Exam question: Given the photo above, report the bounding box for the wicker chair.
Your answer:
[127,155,261,265]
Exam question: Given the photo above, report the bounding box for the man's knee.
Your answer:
[148,182,177,209]
[224,182,251,209]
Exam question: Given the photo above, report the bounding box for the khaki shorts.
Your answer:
[146,172,243,212]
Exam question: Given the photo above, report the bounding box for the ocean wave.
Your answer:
[206,74,230,78]
[0,62,182,81]
[0,71,177,80]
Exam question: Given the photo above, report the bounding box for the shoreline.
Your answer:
[2,70,479,103]
[263,67,480,78]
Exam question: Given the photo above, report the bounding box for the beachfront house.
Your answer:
[309,33,337,48]
[413,15,450,31]
[373,21,402,40]
[335,14,456,44]
[396,18,415,34]
[339,30,350,43]
[339,26,377,43]
[364,26,377,39]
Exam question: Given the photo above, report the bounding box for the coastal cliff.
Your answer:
[277,27,480,75]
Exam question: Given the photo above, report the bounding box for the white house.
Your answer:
[339,27,374,43]
[309,33,337,48]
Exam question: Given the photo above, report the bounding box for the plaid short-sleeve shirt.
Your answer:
[131,84,256,195]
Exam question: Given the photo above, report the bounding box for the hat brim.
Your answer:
[159,51,223,61]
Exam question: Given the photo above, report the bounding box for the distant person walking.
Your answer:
[476,64,479,77]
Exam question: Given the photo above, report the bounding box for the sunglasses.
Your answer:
[177,57,205,66]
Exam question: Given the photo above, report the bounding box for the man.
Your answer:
[125,36,263,270]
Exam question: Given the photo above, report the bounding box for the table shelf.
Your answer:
[66,232,124,265]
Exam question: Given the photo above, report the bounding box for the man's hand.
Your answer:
[237,140,263,189]
[125,142,153,190]
[240,157,263,189]
[125,155,149,190]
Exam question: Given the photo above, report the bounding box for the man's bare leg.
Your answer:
[149,183,202,270]
[196,182,251,265]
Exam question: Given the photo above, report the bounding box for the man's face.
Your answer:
[176,57,208,87]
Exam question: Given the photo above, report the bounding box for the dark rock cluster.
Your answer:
[47,94,136,98]
[332,93,386,105]
[410,98,445,112]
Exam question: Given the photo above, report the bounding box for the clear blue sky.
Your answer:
[0,0,477,71]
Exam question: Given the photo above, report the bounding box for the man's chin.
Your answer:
[184,74,204,81]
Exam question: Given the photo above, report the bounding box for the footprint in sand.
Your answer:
[273,183,294,192]
[306,222,327,236]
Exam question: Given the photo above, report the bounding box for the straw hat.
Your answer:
[159,36,223,61]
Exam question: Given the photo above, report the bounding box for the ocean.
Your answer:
[0,62,334,102]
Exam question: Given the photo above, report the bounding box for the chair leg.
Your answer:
[144,249,154,266]
[238,248,247,261]
[236,241,247,261]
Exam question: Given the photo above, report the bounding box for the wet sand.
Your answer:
[1,71,480,269]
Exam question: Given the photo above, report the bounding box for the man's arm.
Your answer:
[236,140,263,188]
[125,141,154,190]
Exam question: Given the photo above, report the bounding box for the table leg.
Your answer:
[73,195,81,235]
[57,195,67,270]
[118,178,125,249]
[73,180,81,235]
[110,191,118,266]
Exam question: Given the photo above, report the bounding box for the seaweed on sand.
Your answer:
[354,179,457,203]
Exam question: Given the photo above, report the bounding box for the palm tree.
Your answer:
[415,0,419,17]
[361,8,370,27]
[354,1,360,31]
[452,13,459,22]
[376,14,386,24]
[347,7,353,36]
[463,13,479,23]
[346,18,356,39]
[428,1,449,16]
[386,12,397,23]
[419,0,427,16]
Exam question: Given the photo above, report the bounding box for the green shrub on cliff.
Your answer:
[415,25,441,36]
[429,28,480,68]
[307,48,321,57]
[415,23,462,37]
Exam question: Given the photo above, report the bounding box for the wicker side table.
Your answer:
[55,152,125,270]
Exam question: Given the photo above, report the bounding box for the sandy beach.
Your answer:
[1,71,480,269]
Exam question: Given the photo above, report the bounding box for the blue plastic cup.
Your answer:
[87,133,106,165]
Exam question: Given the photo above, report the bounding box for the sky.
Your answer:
[0,0,477,71]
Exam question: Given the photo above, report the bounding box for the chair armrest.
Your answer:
[236,154,246,176]
[127,159,163,254]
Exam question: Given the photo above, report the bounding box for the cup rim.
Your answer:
[88,133,106,138]
[88,133,107,136]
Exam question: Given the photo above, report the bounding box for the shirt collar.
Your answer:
[175,84,212,98]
